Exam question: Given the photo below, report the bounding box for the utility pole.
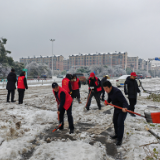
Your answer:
[50,39,55,78]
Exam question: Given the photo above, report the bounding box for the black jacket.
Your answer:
[101,77,108,87]
[108,86,129,110]
[55,91,65,112]
[17,73,28,90]
[124,76,140,99]
[6,72,17,90]
[87,77,101,92]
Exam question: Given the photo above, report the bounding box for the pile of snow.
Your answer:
[30,141,106,160]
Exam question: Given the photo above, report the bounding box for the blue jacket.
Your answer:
[108,86,129,110]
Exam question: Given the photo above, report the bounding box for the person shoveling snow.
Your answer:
[52,82,74,134]
[103,81,128,146]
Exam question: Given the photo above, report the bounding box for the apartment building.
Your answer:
[20,55,64,71]
[69,52,128,69]
[63,59,69,71]
[19,52,154,72]
[138,58,145,70]
[127,57,138,70]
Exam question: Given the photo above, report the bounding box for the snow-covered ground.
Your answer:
[0,78,160,160]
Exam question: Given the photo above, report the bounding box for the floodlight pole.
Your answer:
[50,39,55,78]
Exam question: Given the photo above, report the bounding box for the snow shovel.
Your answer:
[145,126,160,140]
[105,101,160,124]
[84,89,92,110]
[52,112,62,133]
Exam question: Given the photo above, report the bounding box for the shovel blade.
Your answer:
[52,123,62,133]
[145,112,160,124]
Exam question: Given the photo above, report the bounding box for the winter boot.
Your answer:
[116,139,122,146]
[110,135,117,139]
[78,98,82,104]
[69,129,74,134]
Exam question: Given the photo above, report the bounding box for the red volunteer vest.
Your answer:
[17,76,25,89]
[62,78,70,93]
[89,77,102,92]
[71,78,80,90]
[53,86,73,110]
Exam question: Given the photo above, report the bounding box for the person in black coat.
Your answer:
[6,68,17,102]
[17,71,28,104]
[101,75,109,101]
[103,81,128,146]
[124,72,140,117]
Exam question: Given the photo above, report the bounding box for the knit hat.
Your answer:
[52,82,58,88]
[131,72,137,77]
[90,72,95,77]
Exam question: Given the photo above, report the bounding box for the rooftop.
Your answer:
[69,51,127,57]
[20,55,63,59]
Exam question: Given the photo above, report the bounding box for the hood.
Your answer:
[126,76,136,81]
[20,72,25,76]
[9,72,15,76]
[72,74,77,78]
[66,74,72,80]
[7,72,16,81]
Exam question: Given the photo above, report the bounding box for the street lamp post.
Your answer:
[50,39,55,78]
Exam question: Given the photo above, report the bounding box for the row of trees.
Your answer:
[68,65,152,77]
[0,37,64,78]
[0,38,24,78]
[25,62,52,78]
[68,65,127,77]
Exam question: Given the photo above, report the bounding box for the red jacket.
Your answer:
[17,76,25,89]
[88,77,102,92]
[62,78,70,93]
[71,78,80,90]
[53,86,73,110]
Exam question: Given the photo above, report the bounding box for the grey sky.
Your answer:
[1,0,160,61]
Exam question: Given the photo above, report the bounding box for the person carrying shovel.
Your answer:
[86,72,102,110]
[103,81,128,146]
[52,82,74,134]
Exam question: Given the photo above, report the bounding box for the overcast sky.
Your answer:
[1,0,160,61]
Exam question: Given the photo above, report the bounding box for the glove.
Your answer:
[91,90,95,93]
[104,100,109,105]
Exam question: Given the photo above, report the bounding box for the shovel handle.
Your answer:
[58,112,60,121]
[107,102,144,117]
[85,89,92,108]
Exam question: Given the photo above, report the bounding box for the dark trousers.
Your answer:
[101,88,105,100]
[113,109,127,141]
[128,98,137,112]
[18,89,25,104]
[71,89,80,101]
[7,90,15,102]
[59,104,74,130]
[86,90,101,110]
